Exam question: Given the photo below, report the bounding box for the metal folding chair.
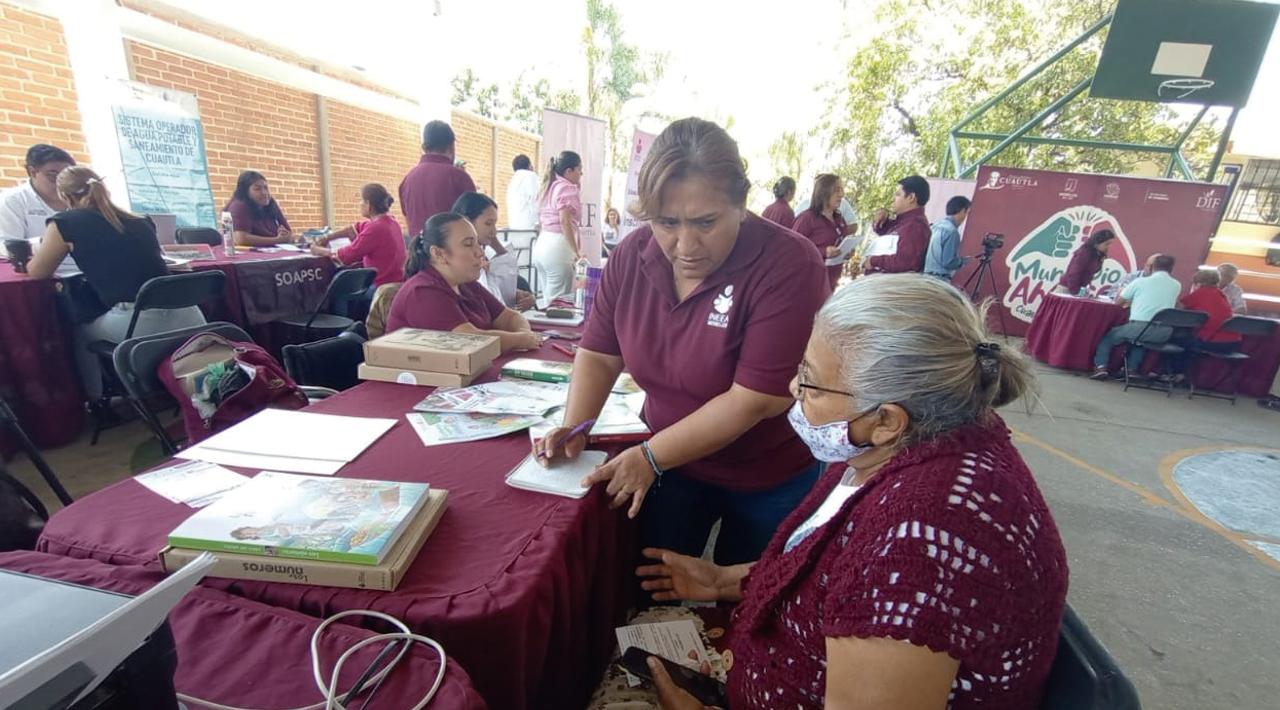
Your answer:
[1121,308,1207,397]
[1187,316,1279,405]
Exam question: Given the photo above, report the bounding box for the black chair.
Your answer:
[1121,308,1208,397]
[0,463,47,551]
[0,394,72,506]
[1040,604,1142,710]
[1187,316,1280,405]
[175,227,222,246]
[282,331,367,395]
[87,270,227,445]
[274,267,376,341]
[113,321,252,455]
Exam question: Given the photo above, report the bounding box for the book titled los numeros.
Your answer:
[501,358,574,383]
[167,472,431,566]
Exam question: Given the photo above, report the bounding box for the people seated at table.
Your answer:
[760,176,796,229]
[1162,269,1242,382]
[1217,263,1247,314]
[225,170,294,247]
[924,195,973,282]
[1091,254,1180,380]
[25,167,205,409]
[535,117,829,566]
[863,174,931,275]
[791,173,849,292]
[605,274,1067,710]
[1,144,79,273]
[385,212,541,353]
[533,151,584,307]
[1111,252,1160,297]
[1056,229,1114,295]
[452,192,535,311]
[310,183,405,289]
[400,120,477,238]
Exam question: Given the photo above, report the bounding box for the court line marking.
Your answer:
[1009,429,1280,574]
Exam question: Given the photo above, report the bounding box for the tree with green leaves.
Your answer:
[450,70,580,134]
[818,0,1224,217]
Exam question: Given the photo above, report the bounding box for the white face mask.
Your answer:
[787,401,877,463]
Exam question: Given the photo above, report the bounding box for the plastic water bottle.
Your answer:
[1077,286,1088,298]
[573,257,590,310]
[583,266,603,321]
[220,211,236,257]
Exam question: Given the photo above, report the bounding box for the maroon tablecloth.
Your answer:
[35,339,636,710]
[0,550,487,710]
[189,247,335,326]
[0,264,84,458]
[1025,292,1280,397]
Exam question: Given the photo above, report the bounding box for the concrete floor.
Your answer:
[6,358,1280,710]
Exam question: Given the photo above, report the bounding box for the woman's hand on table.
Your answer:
[636,548,723,603]
[648,658,718,710]
[582,445,656,518]
[309,244,332,257]
[533,424,589,464]
[511,331,543,351]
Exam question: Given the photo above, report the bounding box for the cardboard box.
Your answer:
[357,363,478,387]
[363,329,500,375]
[159,489,449,591]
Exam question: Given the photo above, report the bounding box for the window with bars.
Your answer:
[1225,159,1280,225]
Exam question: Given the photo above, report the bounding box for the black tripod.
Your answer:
[961,247,1009,341]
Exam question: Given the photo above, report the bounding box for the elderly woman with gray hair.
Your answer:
[603,274,1069,710]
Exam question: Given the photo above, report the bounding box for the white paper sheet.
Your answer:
[0,553,215,707]
[134,460,250,507]
[864,234,899,257]
[824,235,864,266]
[176,409,397,476]
[615,620,710,687]
[505,451,608,498]
[525,310,585,327]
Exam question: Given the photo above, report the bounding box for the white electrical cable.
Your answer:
[176,609,447,710]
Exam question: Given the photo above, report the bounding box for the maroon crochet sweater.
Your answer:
[728,414,1068,710]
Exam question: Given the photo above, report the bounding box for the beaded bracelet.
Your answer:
[640,440,664,487]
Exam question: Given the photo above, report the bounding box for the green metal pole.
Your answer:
[1168,105,1210,178]
[939,140,952,178]
[1174,152,1195,181]
[1206,107,1239,183]
[949,133,964,178]
[952,13,1113,133]
[955,131,1176,153]
[961,78,1094,178]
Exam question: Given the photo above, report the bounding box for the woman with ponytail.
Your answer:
[311,183,406,289]
[27,166,205,407]
[532,150,583,306]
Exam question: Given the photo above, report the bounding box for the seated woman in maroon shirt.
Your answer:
[310,183,406,289]
[1055,228,1115,295]
[384,211,541,353]
[224,170,294,247]
[618,275,1068,710]
[760,176,796,229]
[535,118,829,566]
[791,173,850,292]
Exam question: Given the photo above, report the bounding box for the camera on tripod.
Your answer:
[981,232,1005,252]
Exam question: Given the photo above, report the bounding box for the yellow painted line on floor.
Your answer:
[1010,429,1280,574]
[1158,446,1280,573]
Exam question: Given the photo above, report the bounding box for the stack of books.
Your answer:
[359,328,501,387]
[159,472,449,590]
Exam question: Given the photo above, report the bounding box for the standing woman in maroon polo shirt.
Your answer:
[760,176,796,229]
[536,118,829,565]
[532,151,584,306]
[385,212,541,353]
[310,183,406,289]
[1055,228,1114,295]
[791,173,849,292]
[224,170,294,247]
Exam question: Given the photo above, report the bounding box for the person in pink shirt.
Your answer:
[385,212,541,353]
[311,183,407,289]
[533,151,583,306]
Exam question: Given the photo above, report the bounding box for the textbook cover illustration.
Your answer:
[501,358,574,384]
[167,472,431,565]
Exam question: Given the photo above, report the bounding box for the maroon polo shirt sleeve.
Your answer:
[272,202,291,232]
[226,199,258,235]
[1058,247,1099,292]
[392,276,469,332]
[579,243,626,357]
[868,212,928,273]
[733,238,828,397]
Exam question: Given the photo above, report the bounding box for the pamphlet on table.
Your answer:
[406,411,543,447]
[529,392,650,445]
[134,460,250,507]
[167,472,431,566]
[413,380,567,417]
[162,243,216,261]
[615,620,711,687]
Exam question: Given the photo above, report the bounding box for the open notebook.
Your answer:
[505,451,608,499]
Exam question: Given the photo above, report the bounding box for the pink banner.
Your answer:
[957,166,1226,335]
[621,128,656,237]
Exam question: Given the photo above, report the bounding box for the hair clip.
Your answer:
[974,342,1001,357]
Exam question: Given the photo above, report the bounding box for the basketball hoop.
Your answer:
[1157,78,1215,99]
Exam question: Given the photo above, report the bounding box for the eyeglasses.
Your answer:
[796,362,857,398]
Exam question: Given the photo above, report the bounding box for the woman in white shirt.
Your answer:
[532,151,583,306]
[453,192,535,311]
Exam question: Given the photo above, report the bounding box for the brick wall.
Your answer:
[0,4,87,184]
[450,111,542,227]
[327,98,420,228]
[129,41,325,228]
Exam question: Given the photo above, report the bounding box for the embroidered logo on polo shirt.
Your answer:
[708,285,734,328]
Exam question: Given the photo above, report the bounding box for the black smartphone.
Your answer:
[618,646,728,708]
[538,329,582,340]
